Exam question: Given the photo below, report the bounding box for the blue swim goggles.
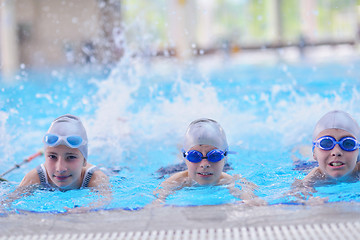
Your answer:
[312,136,360,151]
[43,133,86,148]
[182,149,227,163]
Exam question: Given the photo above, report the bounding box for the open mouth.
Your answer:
[197,172,213,176]
[329,162,344,167]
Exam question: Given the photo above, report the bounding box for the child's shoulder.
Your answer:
[166,170,189,182]
[354,162,360,177]
[220,173,258,189]
[220,172,245,181]
[297,167,327,187]
[86,165,109,188]
[219,172,233,183]
[303,167,323,180]
[19,168,41,187]
[160,170,190,187]
[219,173,246,186]
[356,162,360,171]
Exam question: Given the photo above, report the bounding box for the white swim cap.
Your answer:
[183,118,228,152]
[46,114,88,159]
[313,110,360,141]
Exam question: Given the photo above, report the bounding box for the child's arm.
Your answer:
[1,170,40,210]
[355,162,360,176]
[223,173,266,205]
[153,170,190,204]
[290,167,326,202]
[65,170,112,214]
[293,167,323,191]
[88,170,109,188]
[302,167,324,184]
[19,169,41,187]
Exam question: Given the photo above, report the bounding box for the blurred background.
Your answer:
[1,0,360,77]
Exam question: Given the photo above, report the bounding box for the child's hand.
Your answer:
[294,196,328,206]
[287,179,329,205]
[144,198,165,210]
[289,186,316,200]
[0,206,8,216]
[152,198,165,205]
[306,196,328,205]
[287,179,317,201]
[242,198,267,206]
[63,206,92,214]
[290,178,317,200]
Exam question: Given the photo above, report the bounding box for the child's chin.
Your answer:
[327,172,349,180]
[195,178,217,186]
[54,182,71,190]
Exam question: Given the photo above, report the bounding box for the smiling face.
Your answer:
[44,145,86,190]
[313,128,359,180]
[185,144,225,185]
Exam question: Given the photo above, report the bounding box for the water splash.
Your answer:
[0,111,15,169]
[1,47,360,210]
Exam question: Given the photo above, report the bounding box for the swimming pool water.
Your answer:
[1,55,360,213]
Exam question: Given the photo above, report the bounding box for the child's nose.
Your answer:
[56,159,67,173]
[200,158,210,168]
[331,144,343,156]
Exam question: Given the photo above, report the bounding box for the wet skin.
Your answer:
[44,145,86,190]
[185,144,225,185]
[313,128,359,180]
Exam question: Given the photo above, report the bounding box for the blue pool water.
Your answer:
[1,55,360,213]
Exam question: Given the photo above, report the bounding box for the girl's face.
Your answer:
[44,145,86,190]
[185,144,225,185]
[313,128,359,180]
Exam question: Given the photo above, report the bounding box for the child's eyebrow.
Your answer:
[65,152,79,156]
[337,135,356,140]
[46,152,58,155]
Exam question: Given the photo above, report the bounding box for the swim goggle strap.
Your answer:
[312,136,360,151]
[43,133,86,148]
[182,149,227,163]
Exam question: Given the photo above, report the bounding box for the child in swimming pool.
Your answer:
[154,118,264,205]
[2,114,110,212]
[19,114,109,190]
[293,110,360,199]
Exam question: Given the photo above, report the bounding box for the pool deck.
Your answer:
[1,202,360,237]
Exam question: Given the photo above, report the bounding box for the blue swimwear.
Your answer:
[36,164,97,189]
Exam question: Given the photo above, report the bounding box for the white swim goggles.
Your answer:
[43,133,86,148]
